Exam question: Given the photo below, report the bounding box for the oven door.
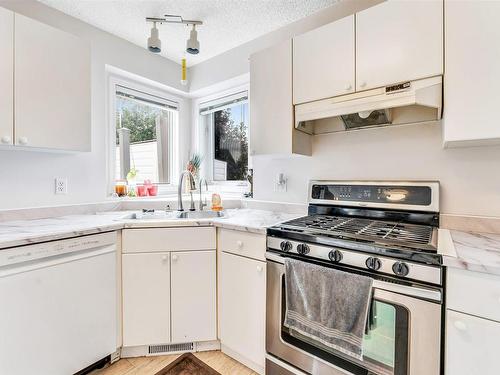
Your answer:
[266,254,441,375]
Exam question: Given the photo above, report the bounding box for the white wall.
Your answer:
[252,123,500,217]
[0,0,191,209]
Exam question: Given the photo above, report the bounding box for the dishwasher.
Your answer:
[0,232,117,375]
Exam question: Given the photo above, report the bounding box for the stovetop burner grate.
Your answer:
[279,215,436,251]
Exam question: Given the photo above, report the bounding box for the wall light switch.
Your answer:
[55,178,68,195]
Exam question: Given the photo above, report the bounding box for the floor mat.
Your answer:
[154,353,221,375]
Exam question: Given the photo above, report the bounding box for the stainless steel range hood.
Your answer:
[295,76,442,135]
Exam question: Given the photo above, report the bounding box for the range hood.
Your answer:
[295,76,442,135]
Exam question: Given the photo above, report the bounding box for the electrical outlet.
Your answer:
[55,178,68,195]
[274,173,287,193]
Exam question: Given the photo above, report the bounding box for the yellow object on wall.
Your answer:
[181,58,187,85]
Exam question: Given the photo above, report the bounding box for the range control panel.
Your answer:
[310,184,432,206]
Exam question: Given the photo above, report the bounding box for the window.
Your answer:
[198,91,249,182]
[115,85,178,185]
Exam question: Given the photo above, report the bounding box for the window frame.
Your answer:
[194,84,250,187]
[106,71,182,196]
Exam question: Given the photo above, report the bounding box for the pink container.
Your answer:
[136,185,148,197]
[147,184,158,196]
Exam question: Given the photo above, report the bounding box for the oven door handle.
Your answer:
[266,252,442,302]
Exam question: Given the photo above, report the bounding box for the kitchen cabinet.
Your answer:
[445,268,500,375]
[220,252,266,374]
[0,7,13,146]
[121,227,217,350]
[250,39,311,156]
[122,252,171,346]
[171,250,216,343]
[14,13,91,151]
[293,15,355,104]
[218,228,266,374]
[446,310,500,375]
[443,0,500,147]
[355,0,443,91]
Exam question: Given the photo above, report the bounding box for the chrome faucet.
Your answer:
[178,171,196,211]
[198,178,209,211]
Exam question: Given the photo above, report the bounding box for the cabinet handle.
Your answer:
[18,137,28,145]
[359,81,367,88]
[345,84,352,91]
[257,265,263,273]
[161,255,168,261]
[172,254,178,261]
[454,320,467,331]
[236,240,243,249]
[1,136,11,144]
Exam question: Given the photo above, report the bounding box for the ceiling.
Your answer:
[37,0,338,66]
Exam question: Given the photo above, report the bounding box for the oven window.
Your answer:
[363,301,398,374]
[280,277,409,375]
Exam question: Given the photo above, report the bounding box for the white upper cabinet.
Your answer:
[0,7,13,146]
[443,0,500,147]
[14,13,91,151]
[171,250,216,343]
[293,15,355,104]
[356,0,443,91]
[250,39,311,156]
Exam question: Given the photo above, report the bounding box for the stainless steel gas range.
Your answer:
[265,181,443,375]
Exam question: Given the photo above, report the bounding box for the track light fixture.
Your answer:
[186,24,200,55]
[146,15,203,55]
[147,22,161,53]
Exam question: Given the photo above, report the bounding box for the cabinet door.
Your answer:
[446,310,500,375]
[443,0,500,146]
[122,253,170,346]
[250,39,311,156]
[14,14,91,151]
[293,15,355,104]
[220,252,266,371]
[171,250,216,343]
[356,0,443,91]
[0,7,13,146]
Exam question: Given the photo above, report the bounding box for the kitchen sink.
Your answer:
[176,210,224,219]
[123,211,179,220]
[123,210,224,220]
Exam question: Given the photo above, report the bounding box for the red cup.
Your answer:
[136,185,148,197]
[147,184,158,196]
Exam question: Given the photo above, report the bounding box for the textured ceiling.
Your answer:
[37,0,338,66]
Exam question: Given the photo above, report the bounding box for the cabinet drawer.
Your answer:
[218,229,266,261]
[447,268,500,322]
[122,227,215,253]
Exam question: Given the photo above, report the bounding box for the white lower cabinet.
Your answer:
[220,251,266,374]
[121,227,216,350]
[122,252,171,346]
[446,310,500,375]
[171,250,216,343]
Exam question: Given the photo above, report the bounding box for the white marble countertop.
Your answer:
[0,208,301,250]
[440,229,500,276]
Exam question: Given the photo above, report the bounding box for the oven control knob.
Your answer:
[280,241,293,252]
[328,249,343,263]
[297,243,310,255]
[366,257,382,271]
[392,262,410,277]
